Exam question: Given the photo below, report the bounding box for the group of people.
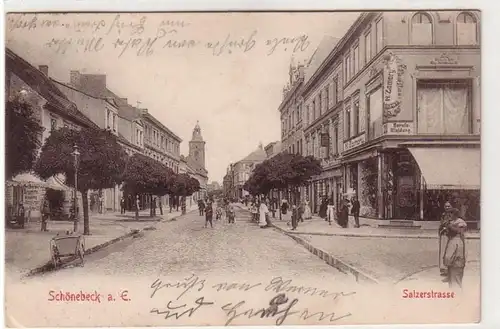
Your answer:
[198,198,236,228]
[438,201,468,288]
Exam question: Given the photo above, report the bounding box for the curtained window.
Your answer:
[417,81,471,134]
[457,12,478,45]
[368,87,383,140]
[411,12,433,45]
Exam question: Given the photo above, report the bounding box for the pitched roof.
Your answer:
[304,36,341,83]
[240,146,267,163]
[6,48,97,129]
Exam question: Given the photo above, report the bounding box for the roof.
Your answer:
[304,36,341,83]
[240,146,267,163]
[117,102,142,121]
[142,111,183,142]
[6,48,98,129]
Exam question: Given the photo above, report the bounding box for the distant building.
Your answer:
[223,164,235,198]
[207,181,221,192]
[231,143,267,199]
[264,141,282,159]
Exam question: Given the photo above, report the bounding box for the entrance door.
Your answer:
[395,175,417,219]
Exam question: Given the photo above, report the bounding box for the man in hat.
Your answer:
[443,217,467,288]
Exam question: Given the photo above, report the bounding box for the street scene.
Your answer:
[5,10,480,326]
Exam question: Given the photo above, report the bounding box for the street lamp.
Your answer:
[72,144,80,232]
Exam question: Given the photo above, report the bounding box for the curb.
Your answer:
[276,230,480,240]
[24,211,189,277]
[271,223,379,285]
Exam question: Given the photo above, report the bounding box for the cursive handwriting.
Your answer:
[206,30,257,56]
[106,14,147,36]
[266,277,356,300]
[299,308,352,322]
[150,296,214,320]
[212,281,262,292]
[265,35,310,55]
[221,293,299,326]
[150,274,206,300]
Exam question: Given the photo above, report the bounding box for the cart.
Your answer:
[50,234,85,269]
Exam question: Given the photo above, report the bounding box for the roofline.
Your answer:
[51,78,104,100]
[302,12,376,96]
[142,112,183,142]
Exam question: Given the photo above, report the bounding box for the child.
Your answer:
[443,217,467,289]
[216,206,223,221]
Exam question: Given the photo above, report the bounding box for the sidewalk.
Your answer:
[5,206,195,277]
[236,205,480,285]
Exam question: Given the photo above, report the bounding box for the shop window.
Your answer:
[411,12,433,45]
[417,80,471,134]
[456,12,478,45]
[367,87,383,140]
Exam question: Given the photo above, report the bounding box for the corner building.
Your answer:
[303,11,480,224]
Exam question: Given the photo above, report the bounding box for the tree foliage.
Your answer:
[6,98,44,179]
[122,153,175,197]
[34,127,128,234]
[170,173,200,197]
[243,153,322,196]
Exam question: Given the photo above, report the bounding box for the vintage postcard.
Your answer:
[4,10,481,327]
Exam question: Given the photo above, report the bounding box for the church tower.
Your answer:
[189,121,206,169]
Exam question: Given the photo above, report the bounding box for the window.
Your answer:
[312,136,316,158]
[107,110,111,129]
[368,87,384,139]
[296,141,299,154]
[112,114,117,132]
[312,99,316,121]
[411,12,433,45]
[318,92,323,116]
[345,52,351,82]
[345,104,351,139]
[353,98,360,135]
[325,85,330,111]
[333,124,339,155]
[376,19,384,53]
[299,139,303,155]
[457,12,477,45]
[334,77,340,103]
[365,31,372,63]
[353,45,359,74]
[50,117,57,131]
[417,80,471,134]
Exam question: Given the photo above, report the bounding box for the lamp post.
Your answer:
[72,144,80,232]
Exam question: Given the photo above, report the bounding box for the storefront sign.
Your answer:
[343,133,366,152]
[320,133,329,147]
[383,122,414,135]
[383,53,407,119]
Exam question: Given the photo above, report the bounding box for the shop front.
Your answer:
[307,167,343,214]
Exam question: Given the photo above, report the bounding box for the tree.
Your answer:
[169,173,200,214]
[34,127,128,235]
[121,153,175,217]
[6,98,44,179]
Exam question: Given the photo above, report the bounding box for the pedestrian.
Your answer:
[439,201,459,278]
[158,198,163,216]
[250,203,258,222]
[169,196,173,213]
[99,195,103,214]
[281,199,288,215]
[205,201,214,228]
[327,198,336,225]
[319,196,328,220]
[351,196,360,228]
[120,197,125,214]
[198,199,205,216]
[444,217,467,289]
[227,202,235,224]
[298,200,305,223]
[135,195,140,219]
[303,198,312,220]
[259,200,269,228]
[336,199,349,228]
[41,198,50,231]
[291,204,299,230]
[17,201,26,229]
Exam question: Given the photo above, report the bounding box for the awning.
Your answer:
[408,147,480,190]
[46,175,72,191]
[6,173,49,188]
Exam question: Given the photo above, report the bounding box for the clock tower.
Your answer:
[189,121,206,169]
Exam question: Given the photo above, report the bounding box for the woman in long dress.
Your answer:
[259,201,269,228]
[303,199,312,219]
[327,199,336,225]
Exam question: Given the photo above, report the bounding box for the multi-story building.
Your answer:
[223,164,235,198]
[301,11,481,224]
[5,48,98,219]
[53,70,140,213]
[231,143,267,200]
[117,101,145,156]
[264,141,282,159]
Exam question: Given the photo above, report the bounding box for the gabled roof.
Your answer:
[6,48,97,129]
[240,146,267,163]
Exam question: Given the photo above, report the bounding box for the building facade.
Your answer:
[231,143,267,200]
[264,141,282,159]
[5,49,97,219]
[300,11,481,223]
[223,164,235,198]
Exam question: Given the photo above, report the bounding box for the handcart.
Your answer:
[50,233,86,269]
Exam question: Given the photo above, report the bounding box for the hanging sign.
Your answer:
[383,53,407,119]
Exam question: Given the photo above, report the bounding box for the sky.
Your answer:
[6,12,358,183]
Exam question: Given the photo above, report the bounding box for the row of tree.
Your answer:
[242,152,322,202]
[7,98,200,235]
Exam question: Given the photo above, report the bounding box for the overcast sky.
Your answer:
[6,12,358,183]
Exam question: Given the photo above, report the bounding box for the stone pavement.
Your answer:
[5,207,195,276]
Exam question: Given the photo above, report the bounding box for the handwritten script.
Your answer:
[7,14,311,58]
[148,275,354,325]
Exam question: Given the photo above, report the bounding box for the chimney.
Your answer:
[39,65,48,76]
[70,70,80,87]
[141,109,148,115]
